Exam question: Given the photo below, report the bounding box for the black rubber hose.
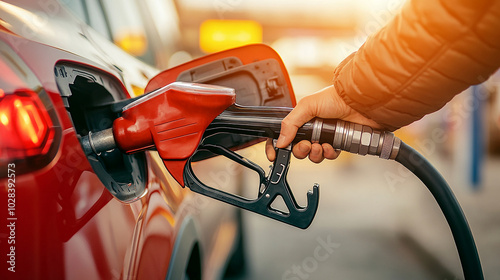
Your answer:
[395,142,483,280]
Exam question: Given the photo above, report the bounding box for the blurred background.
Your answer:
[64,0,500,279]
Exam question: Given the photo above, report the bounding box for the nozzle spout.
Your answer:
[80,128,116,156]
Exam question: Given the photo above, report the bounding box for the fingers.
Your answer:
[308,143,324,163]
[268,138,340,163]
[292,140,311,159]
[276,99,316,149]
[271,85,350,162]
[291,141,340,163]
[265,138,276,162]
[322,143,341,160]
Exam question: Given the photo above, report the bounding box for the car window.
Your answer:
[62,0,183,68]
[62,0,87,22]
[61,0,154,65]
[101,0,155,66]
[86,0,112,40]
[62,0,111,40]
[143,0,180,47]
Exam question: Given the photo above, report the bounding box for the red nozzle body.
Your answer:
[113,82,235,184]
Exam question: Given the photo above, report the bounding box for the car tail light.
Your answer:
[0,89,57,173]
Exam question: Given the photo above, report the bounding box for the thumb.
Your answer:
[276,99,316,148]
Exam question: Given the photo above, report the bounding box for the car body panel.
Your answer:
[0,1,240,279]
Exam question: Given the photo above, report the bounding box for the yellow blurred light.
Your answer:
[131,84,145,97]
[199,19,263,53]
[115,31,148,57]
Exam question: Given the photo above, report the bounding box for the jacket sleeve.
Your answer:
[333,0,500,131]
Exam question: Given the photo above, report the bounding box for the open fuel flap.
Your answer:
[54,63,147,202]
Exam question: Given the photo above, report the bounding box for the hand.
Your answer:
[265,85,382,163]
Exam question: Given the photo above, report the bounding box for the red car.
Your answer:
[0,1,249,279]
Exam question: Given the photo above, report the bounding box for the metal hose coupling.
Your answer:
[310,119,401,160]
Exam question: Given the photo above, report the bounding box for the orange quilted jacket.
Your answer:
[333,0,500,131]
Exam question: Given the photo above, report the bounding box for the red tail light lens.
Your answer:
[0,89,55,164]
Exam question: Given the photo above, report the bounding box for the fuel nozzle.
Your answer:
[78,82,402,229]
[81,97,401,162]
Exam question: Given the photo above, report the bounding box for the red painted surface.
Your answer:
[0,18,181,280]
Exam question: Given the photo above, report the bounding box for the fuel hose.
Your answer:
[395,142,483,280]
[208,105,484,280]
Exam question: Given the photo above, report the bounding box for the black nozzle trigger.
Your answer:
[183,144,319,229]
